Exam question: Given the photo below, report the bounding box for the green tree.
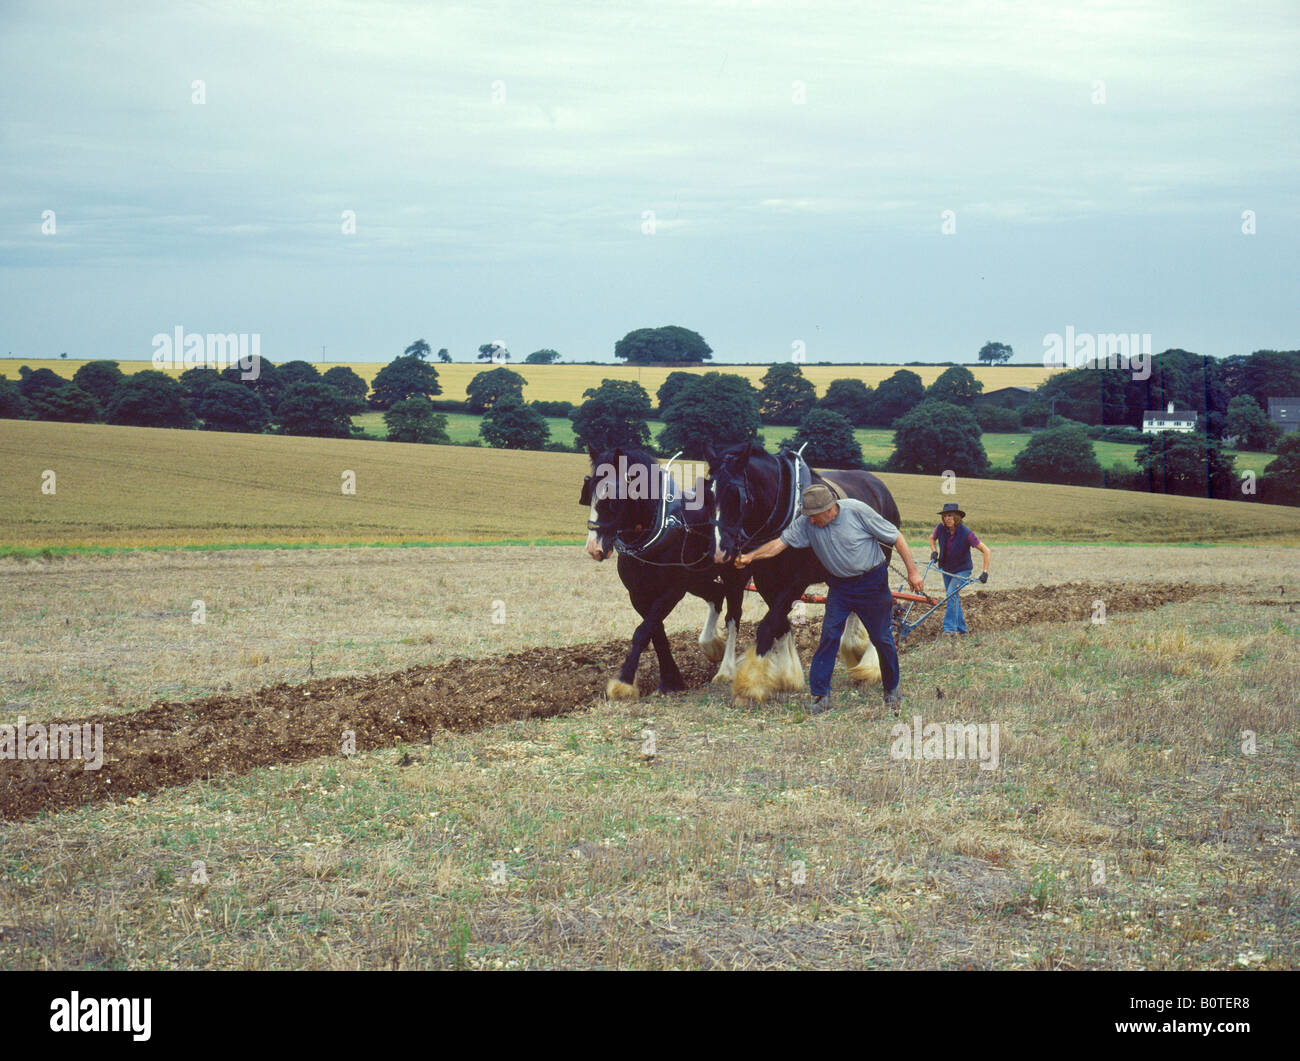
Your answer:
[868,370,925,427]
[781,409,864,469]
[466,367,526,413]
[72,361,124,407]
[1136,433,1238,498]
[195,381,271,433]
[525,349,561,364]
[275,361,323,393]
[926,365,983,406]
[0,377,34,419]
[1241,350,1300,410]
[17,367,68,406]
[1011,424,1103,485]
[275,381,357,438]
[974,405,1021,432]
[656,371,697,414]
[614,326,712,364]
[384,395,451,444]
[1038,366,1129,425]
[1223,395,1282,451]
[1260,434,1300,506]
[368,354,442,410]
[657,373,760,456]
[757,363,816,425]
[179,367,225,405]
[480,396,549,449]
[32,383,100,423]
[437,347,452,363]
[322,366,369,414]
[886,400,989,476]
[978,341,1013,365]
[571,379,653,453]
[404,339,431,360]
[819,378,874,426]
[105,371,197,429]
[221,358,283,412]
[477,342,509,362]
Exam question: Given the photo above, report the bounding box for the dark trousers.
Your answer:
[810,563,900,697]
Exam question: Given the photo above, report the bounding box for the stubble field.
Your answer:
[1,543,1297,969]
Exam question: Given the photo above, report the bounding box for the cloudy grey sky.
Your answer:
[2,0,1296,365]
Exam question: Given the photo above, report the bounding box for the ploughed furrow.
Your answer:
[0,581,1212,820]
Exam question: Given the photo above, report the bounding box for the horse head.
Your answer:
[582,445,662,562]
[707,441,776,564]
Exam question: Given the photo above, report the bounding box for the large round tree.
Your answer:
[571,379,653,453]
[757,363,816,425]
[781,409,864,469]
[886,400,989,476]
[1012,424,1103,485]
[614,326,712,365]
[368,354,442,410]
[480,396,549,449]
[657,372,761,456]
[105,371,197,429]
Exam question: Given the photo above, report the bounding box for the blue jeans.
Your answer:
[942,568,972,633]
[810,564,900,697]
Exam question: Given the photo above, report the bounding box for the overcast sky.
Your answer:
[2,0,1296,365]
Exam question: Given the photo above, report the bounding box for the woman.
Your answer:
[929,503,991,636]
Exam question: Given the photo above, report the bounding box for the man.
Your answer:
[928,503,991,637]
[736,484,926,714]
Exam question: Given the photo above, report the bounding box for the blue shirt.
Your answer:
[782,498,899,579]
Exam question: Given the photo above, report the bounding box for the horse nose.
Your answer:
[714,548,726,564]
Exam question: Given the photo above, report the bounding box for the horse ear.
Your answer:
[587,444,599,463]
[703,443,718,469]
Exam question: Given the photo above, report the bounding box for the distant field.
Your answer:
[1,420,1296,550]
[350,415,1276,479]
[3,358,1057,405]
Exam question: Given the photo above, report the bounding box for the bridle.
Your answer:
[581,452,716,570]
[716,446,807,554]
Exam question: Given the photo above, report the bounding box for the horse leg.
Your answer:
[838,613,882,683]
[651,623,687,694]
[734,583,807,703]
[697,588,727,663]
[712,570,745,683]
[607,587,686,700]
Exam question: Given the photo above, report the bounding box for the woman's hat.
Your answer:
[938,503,966,518]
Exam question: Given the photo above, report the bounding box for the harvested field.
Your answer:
[0,580,1214,822]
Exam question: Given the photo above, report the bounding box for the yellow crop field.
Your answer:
[1,420,1296,549]
[1,358,1057,405]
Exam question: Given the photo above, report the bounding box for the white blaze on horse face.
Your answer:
[585,499,606,561]
[714,501,724,562]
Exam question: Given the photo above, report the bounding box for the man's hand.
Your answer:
[929,551,938,562]
[907,568,925,595]
[979,572,988,583]
[735,554,750,568]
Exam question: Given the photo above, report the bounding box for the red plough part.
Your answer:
[744,582,935,606]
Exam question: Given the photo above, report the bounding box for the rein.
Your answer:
[731,447,806,552]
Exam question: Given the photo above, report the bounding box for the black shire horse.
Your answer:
[705,441,903,701]
[581,446,747,699]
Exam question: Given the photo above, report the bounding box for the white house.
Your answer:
[1141,400,1198,434]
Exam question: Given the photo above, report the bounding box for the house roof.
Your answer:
[1142,409,1198,419]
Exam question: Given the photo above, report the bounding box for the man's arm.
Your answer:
[737,538,788,567]
[895,534,926,594]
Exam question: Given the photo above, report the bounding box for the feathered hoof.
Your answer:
[847,660,883,684]
[732,648,777,703]
[700,634,728,664]
[712,661,737,684]
[606,679,639,701]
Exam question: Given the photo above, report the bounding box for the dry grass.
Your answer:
[1,543,1295,723]
[1,590,1295,969]
[4,359,1059,405]
[2,420,1297,550]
